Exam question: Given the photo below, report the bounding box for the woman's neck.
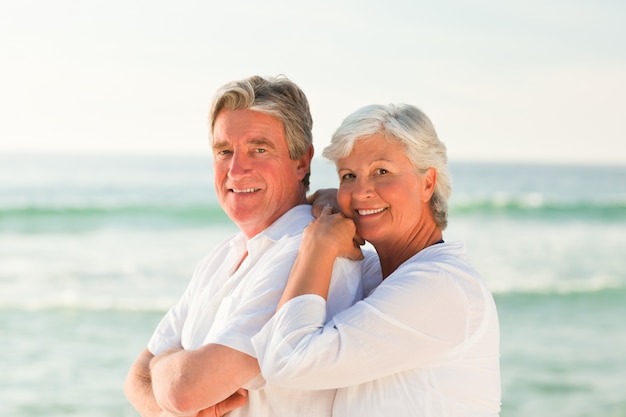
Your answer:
[374,225,443,279]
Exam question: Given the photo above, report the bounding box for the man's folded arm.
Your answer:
[124,348,166,417]
[149,343,260,416]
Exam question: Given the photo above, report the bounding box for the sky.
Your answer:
[1,0,625,164]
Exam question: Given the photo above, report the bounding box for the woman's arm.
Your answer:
[255,264,470,390]
[277,206,363,310]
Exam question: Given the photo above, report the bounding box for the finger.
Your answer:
[320,204,334,217]
[216,389,248,416]
[354,232,365,246]
[348,245,364,261]
[311,204,323,218]
[326,204,340,214]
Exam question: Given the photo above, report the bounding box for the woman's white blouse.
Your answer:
[252,242,501,417]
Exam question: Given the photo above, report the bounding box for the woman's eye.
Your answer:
[375,168,389,175]
[341,173,356,181]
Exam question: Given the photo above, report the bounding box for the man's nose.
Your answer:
[228,152,251,178]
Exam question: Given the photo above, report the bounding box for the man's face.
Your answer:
[212,109,312,238]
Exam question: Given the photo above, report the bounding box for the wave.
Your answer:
[0,204,234,233]
[450,194,626,221]
[1,195,625,233]
[489,274,625,296]
[2,283,623,313]
[0,295,177,312]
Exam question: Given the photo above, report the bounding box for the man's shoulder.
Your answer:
[262,205,313,241]
[193,232,246,268]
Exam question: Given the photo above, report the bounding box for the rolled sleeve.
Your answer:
[254,267,471,390]
[147,287,190,355]
[253,295,327,384]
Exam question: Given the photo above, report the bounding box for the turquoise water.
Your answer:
[1,153,625,416]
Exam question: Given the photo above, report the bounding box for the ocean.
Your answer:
[1,153,625,417]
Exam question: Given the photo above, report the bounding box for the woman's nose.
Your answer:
[352,177,374,199]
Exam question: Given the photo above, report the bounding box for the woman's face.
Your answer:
[336,134,435,246]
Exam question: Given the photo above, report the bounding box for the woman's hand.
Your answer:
[307,188,340,217]
[303,206,364,261]
[278,206,364,308]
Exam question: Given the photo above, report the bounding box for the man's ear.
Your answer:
[296,145,314,180]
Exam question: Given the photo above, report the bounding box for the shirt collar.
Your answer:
[254,204,313,243]
[231,204,314,252]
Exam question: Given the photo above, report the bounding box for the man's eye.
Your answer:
[254,148,267,154]
[215,149,232,158]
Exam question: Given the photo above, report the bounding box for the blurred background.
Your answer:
[1,1,625,416]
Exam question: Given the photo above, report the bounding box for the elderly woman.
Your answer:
[252,103,501,416]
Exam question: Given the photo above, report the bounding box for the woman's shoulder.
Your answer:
[360,248,383,295]
[379,241,485,297]
[399,241,480,278]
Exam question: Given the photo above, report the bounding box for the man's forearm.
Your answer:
[124,348,168,417]
[125,347,248,416]
[149,348,194,415]
[149,343,259,416]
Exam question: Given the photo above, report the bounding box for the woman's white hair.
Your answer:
[323,103,451,230]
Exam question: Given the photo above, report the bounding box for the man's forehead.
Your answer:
[215,109,282,133]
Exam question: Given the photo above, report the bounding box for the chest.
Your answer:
[180,246,254,348]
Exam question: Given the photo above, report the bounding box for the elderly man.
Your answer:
[124,75,361,417]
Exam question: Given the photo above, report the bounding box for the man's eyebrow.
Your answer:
[248,138,276,149]
[212,140,229,151]
[212,137,277,151]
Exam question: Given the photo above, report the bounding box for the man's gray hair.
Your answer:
[209,75,313,189]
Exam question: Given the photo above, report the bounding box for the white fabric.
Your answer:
[147,204,363,417]
[253,242,501,417]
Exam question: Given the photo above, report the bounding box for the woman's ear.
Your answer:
[422,168,437,202]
